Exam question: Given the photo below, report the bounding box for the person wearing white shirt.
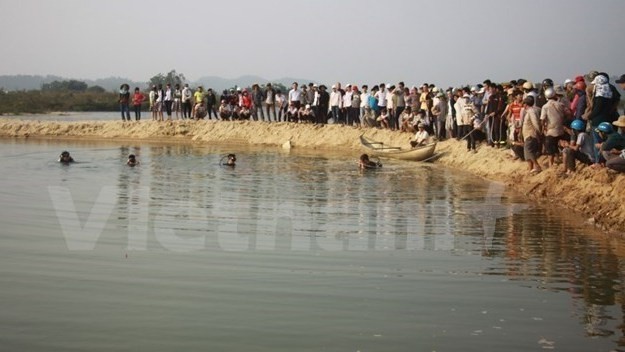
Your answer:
[288,82,301,108]
[410,123,430,147]
[342,89,352,125]
[376,83,387,109]
[360,85,370,120]
[329,85,343,123]
[164,83,173,120]
[182,84,192,119]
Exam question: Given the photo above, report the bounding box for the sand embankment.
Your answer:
[1,118,624,236]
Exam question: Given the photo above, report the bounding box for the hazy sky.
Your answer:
[1,0,624,88]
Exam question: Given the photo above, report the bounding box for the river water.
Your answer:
[0,137,623,352]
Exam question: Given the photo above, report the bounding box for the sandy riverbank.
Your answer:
[1,118,624,237]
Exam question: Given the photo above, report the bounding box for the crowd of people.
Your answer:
[118,71,625,174]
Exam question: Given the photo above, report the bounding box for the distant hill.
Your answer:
[0,74,317,92]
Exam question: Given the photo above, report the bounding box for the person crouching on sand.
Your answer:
[561,119,594,174]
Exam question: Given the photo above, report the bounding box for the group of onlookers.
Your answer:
[445,72,625,174]
[118,71,625,173]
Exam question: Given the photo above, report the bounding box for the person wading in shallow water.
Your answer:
[222,154,236,167]
[58,151,74,163]
[359,154,381,170]
[126,154,139,167]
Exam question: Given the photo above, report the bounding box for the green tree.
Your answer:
[41,80,88,92]
[87,85,106,93]
[148,69,186,88]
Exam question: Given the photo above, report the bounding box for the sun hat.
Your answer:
[554,85,566,96]
[613,116,625,128]
[564,79,574,86]
[615,74,625,84]
[584,70,599,81]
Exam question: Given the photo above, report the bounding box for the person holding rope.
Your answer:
[455,87,479,153]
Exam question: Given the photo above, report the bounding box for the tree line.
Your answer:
[0,69,291,114]
[0,70,182,114]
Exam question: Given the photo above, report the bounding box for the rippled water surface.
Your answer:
[0,138,623,351]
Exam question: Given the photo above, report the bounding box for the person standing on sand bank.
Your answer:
[264,83,276,122]
[164,83,173,120]
[275,90,287,122]
[251,84,265,121]
[155,84,164,121]
[119,84,131,121]
[540,87,566,168]
[317,85,329,124]
[182,83,192,119]
[288,82,301,109]
[149,85,157,121]
[173,84,182,119]
[521,96,543,174]
[205,88,218,120]
[132,87,144,121]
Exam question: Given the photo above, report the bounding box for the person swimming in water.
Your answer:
[359,153,381,169]
[58,151,74,163]
[222,153,236,167]
[127,154,139,166]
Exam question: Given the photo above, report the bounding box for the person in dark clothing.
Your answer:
[317,85,330,124]
[205,89,218,120]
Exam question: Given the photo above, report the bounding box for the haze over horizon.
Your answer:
[1,0,624,88]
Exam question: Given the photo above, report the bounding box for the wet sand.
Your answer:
[1,118,624,238]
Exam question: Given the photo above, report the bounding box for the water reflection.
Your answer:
[1,138,624,350]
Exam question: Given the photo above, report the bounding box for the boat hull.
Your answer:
[360,135,437,161]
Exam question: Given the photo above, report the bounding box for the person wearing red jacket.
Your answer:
[131,87,145,121]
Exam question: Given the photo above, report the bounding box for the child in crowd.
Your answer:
[377,108,389,129]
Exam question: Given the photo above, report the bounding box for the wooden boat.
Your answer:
[359,135,437,161]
